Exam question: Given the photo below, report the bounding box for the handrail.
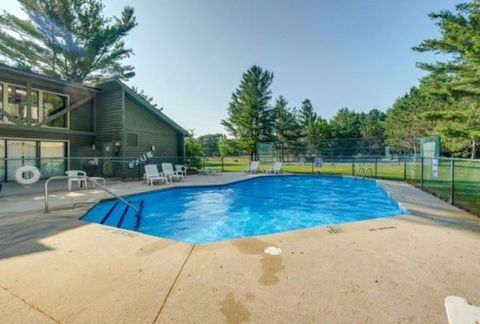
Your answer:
[365,167,374,178]
[44,176,138,213]
[357,167,365,178]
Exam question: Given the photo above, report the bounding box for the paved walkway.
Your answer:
[0,174,479,323]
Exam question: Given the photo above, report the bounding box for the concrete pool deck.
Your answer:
[0,173,479,323]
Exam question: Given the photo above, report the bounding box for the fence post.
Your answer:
[420,156,424,189]
[450,159,455,205]
[403,154,407,181]
[352,156,355,176]
[374,157,378,178]
[221,156,224,172]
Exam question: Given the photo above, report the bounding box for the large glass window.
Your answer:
[0,140,4,182]
[40,141,66,177]
[7,86,27,123]
[43,92,67,128]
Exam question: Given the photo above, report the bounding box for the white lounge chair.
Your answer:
[65,170,87,191]
[144,164,167,186]
[445,296,480,324]
[175,164,187,176]
[162,163,184,182]
[266,162,283,174]
[244,161,260,174]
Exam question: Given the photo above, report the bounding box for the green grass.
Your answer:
[200,156,480,215]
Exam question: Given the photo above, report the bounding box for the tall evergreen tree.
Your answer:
[0,0,137,82]
[413,1,480,95]
[298,99,319,156]
[384,87,434,154]
[329,108,361,139]
[221,65,274,158]
[272,96,300,159]
[413,2,480,158]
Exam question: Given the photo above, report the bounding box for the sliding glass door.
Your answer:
[40,141,66,177]
[0,140,4,182]
[6,140,37,181]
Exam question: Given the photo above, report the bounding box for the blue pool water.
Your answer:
[81,176,405,244]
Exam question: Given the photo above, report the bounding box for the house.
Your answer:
[0,64,189,182]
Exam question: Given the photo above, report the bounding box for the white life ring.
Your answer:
[15,166,41,186]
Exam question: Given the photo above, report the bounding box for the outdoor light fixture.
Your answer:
[91,144,96,151]
[151,145,156,151]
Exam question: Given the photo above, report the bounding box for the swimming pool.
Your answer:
[81,176,406,244]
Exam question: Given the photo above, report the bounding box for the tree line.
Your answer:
[189,1,480,159]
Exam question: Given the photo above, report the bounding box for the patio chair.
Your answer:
[244,161,260,174]
[144,164,167,186]
[266,162,283,174]
[162,163,184,182]
[65,170,87,191]
[445,296,480,324]
[175,164,187,176]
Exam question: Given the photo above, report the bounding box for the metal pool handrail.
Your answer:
[44,176,138,213]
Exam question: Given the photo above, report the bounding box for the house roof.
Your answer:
[0,64,190,136]
[96,78,191,136]
[0,63,100,92]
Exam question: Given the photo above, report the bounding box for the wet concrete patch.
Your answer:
[232,238,286,286]
[220,292,251,324]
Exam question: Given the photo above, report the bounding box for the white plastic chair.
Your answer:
[144,164,167,186]
[244,161,260,174]
[65,170,87,191]
[175,164,187,176]
[266,162,283,174]
[162,163,184,182]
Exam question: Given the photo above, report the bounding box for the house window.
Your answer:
[6,85,27,122]
[43,92,67,128]
[127,133,138,146]
[31,90,40,124]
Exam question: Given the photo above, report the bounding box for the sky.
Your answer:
[2,0,461,135]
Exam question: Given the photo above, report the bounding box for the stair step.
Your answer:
[100,202,119,224]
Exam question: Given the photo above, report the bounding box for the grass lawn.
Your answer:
[201,156,480,215]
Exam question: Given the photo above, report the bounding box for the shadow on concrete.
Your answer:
[0,211,86,260]
[398,206,480,233]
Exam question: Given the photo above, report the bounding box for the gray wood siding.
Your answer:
[123,97,181,177]
[70,99,94,132]
[95,88,124,156]
[124,97,179,158]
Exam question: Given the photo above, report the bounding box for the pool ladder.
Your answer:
[100,199,144,230]
[44,175,138,213]
[357,167,374,179]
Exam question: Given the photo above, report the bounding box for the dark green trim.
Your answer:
[26,81,32,125]
[0,63,100,93]
[0,123,94,136]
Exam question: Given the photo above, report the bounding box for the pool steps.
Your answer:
[99,200,144,231]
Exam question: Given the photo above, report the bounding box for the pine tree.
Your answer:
[298,99,319,156]
[221,65,274,158]
[272,96,300,160]
[0,0,137,82]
